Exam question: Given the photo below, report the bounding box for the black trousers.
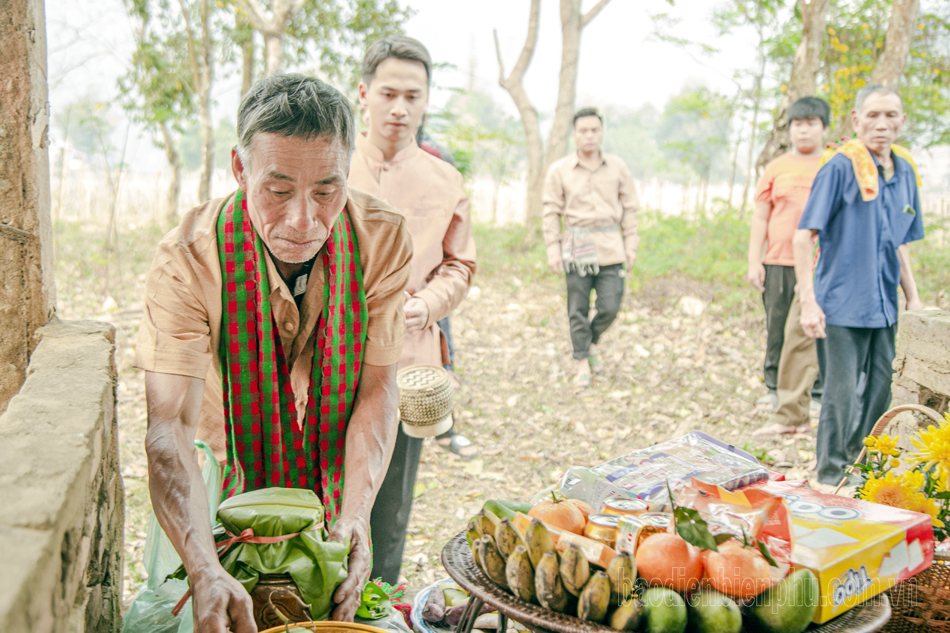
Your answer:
[369,425,424,584]
[762,265,822,398]
[815,324,896,484]
[566,264,624,360]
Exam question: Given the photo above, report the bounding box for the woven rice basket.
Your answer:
[845,404,950,633]
[397,365,454,438]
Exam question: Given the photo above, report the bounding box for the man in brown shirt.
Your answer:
[348,35,477,584]
[135,75,411,631]
[542,107,639,387]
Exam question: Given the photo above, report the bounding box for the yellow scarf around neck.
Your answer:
[818,138,921,201]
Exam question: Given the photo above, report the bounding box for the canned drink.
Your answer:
[583,513,621,548]
[617,514,669,556]
[601,497,649,516]
[641,512,673,528]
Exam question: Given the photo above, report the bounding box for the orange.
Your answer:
[702,540,773,599]
[566,499,594,521]
[636,532,704,592]
[528,497,586,535]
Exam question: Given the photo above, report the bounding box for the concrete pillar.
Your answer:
[0,0,56,414]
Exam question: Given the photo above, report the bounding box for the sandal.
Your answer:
[573,372,592,388]
[588,354,604,374]
[436,430,479,460]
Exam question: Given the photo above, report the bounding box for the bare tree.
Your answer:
[756,0,831,170]
[495,0,613,223]
[178,0,216,202]
[160,121,182,224]
[234,0,306,77]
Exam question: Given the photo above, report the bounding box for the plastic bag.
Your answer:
[122,441,221,633]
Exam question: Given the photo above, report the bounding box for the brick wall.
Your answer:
[0,319,123,633]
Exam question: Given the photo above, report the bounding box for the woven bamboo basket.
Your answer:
[397,365,454,438]
[837,403,950,633]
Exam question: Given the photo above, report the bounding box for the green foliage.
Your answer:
[657,86,734,185]
[54,100,116,165]
[602,105,664,180]
[180,118,239,170]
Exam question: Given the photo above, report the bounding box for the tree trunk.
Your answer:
[160,121,181,224]
[0,0,56,414]
[870,0,920,88]
[741,54,766,216]
[756,0,830,170]
[728,121,743,208]
[543,0,583,174]
[494,0,543,221]
[263,31,282,77]
[197,0,214,202]
[239,15,254,96]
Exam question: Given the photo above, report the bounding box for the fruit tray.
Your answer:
[440,532,892,633]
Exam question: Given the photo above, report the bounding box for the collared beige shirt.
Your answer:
[134,189,412,461]
[348,134,476,369]
[542,151,640,266]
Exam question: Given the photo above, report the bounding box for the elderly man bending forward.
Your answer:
[134,74,412,632]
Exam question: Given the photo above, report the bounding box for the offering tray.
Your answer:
[440,532,891,633]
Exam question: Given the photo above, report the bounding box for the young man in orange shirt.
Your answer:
[747,97,829,425]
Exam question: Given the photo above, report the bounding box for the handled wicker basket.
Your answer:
[836,403,950,632]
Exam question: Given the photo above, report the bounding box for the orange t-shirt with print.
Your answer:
[754,152,823,266]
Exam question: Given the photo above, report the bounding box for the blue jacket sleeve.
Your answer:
[798,158,845,234]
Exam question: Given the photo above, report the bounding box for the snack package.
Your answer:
[512,512,617,568]
[587,432,769,504]
[752,480,935,623]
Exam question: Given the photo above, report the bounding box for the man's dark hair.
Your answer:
[236,73,355,163]
[854,84,902,112]
[573,107,603,128]
[362,35,432,87]
[788,97,830,128]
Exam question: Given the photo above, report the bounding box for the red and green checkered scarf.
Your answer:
[216,188,367,527]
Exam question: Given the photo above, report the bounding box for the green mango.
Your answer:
[642,587,687,633]
[744,569,819,633]
[686,589,741,633]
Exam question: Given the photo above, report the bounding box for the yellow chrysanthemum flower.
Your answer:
[908,423,950,488]
[861,470,945,527]
[890,458,901,469]
[864,434,901,457]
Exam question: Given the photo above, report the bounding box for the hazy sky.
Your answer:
[47,0,760,170]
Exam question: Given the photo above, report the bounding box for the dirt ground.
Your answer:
[56,245,821,605]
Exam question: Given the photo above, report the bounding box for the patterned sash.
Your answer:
[216,189,368,527]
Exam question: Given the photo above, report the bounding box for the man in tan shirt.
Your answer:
[542,107,639,387]
[348,35,477,584]
[134,75,412,631]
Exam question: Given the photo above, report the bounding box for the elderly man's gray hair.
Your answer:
[854,84,902,112]
[236,74,355,165]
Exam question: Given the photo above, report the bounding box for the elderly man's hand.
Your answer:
[191,567,256,633]
[800,297,827,339]
[405,292,429,334]
[906,296,923,312]
[328,514,372,622]
[626,251,637,270]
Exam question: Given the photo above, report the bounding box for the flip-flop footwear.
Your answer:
[573,372,592,388]
[436,432,479,460]
[588,354,604,374]
[753,422,806,437]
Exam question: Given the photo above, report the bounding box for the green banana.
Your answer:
[524,517,557,567]
[477,535,509,590]
[606,552,637,604]
[610,598,644,631]
[577,571,611,623]
[534,551,570,613]
[559,543,590,597]
[495,518,523,560]
[484,499,533,522]
[505,545,536,604]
